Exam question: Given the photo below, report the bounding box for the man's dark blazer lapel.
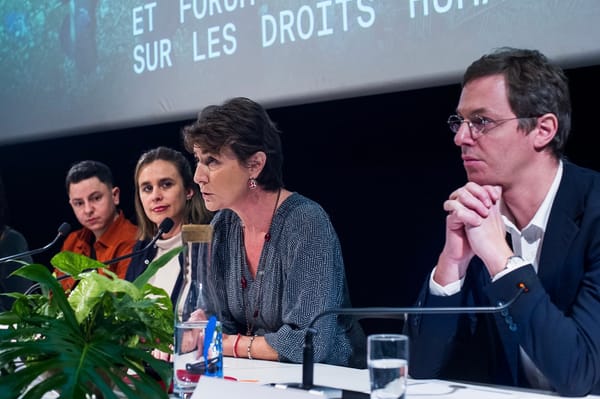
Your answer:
[537,162,584,307]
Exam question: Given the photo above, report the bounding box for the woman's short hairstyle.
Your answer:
[182,97,284,191]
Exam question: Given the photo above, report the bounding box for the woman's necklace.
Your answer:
[240,188,282,336]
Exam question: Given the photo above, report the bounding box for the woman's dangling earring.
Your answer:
[248,178,257,190]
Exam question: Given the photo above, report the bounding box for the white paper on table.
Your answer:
[192,377,328,398]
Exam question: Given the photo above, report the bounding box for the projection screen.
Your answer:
[1,0,600,145]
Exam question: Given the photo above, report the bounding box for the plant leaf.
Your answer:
[0,254,175,398]
[10,263,78,327]
[50,251,106,277]
[133,246,183,289]
[68,269,141,324]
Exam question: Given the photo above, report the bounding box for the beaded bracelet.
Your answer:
[233,333,241,358]
[247,335,256,360]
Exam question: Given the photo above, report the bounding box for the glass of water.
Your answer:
[173,318,223,398]
[367,334,409,399]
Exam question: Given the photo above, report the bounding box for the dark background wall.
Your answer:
[1,64,598,334]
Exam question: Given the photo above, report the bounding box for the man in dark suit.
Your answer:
[407,47,600,396]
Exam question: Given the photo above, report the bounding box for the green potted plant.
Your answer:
[0,248,182,399]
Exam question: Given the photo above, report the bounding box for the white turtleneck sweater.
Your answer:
[148,231,182,296]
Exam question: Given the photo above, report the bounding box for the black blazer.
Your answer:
[125,239,185,305]
[407,161,600,396]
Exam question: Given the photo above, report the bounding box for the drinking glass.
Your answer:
[174,225,222,398]
[367,334,409,399]
[173,318,223,398]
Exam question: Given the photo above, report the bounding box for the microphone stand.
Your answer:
[24,218,174,294]
[0,222,71,263]
[295,284,528,391]
[104,217,174,265]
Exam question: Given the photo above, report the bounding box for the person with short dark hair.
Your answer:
[55,160,137,292]
[407,47,600,396]
[181,97,366,368]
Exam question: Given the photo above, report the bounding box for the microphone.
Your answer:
[289,283,528,393]
[0,222,71,263]
[24,218,174,294]
[104,217,174,265]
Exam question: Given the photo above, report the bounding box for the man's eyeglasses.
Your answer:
[447,114,535,140]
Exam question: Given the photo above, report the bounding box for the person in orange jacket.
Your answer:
[55,160,137,292]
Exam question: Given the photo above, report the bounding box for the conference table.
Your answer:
[191,357,600,399]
